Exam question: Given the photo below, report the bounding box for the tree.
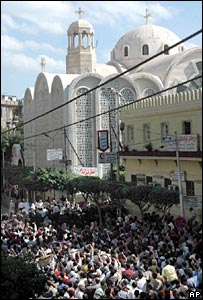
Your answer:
[1,118,24,164]
[1,253,48,299]
[148,187,179,213]
[106,181,128,216]
[127,185,152,216]
[73,176,106,227]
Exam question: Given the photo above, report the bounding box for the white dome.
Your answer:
[111,24,185,68]
[68,19,93,34]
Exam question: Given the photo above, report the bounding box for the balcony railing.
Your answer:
[119,150,202,158]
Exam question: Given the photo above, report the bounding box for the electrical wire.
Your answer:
[1,28,202,136]
[22,75,202,140]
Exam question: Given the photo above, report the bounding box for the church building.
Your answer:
[23,8,202,187]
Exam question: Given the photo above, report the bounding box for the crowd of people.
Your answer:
[1,195,202,299]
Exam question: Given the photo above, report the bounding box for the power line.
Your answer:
[1,29,202,136]
[22,75,202,141]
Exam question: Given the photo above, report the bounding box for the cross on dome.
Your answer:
[75,7,84,19]
[143,8,152,24]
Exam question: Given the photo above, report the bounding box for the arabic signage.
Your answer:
[162,134,198,151]
[98,152,117,164]
[170,170,185,181]
[97,130,109,152]
[74,166,98,176]
[47,149,63,161]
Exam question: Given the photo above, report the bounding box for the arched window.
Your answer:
[142,45,149,55]
[76,88,93,167]
[82,31,88,48]
[73,33,79,48]
[124,46,129,57]
[164,45,169,55]
[143,88,155,97]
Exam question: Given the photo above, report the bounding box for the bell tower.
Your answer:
[66,8,97,74]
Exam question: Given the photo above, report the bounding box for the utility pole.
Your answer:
[116,104,120,182]
[174,131,184,217]
[108,103,113,180]
[32,141,36,202]
[109,87,121,181]
[2,148,5,188]
[64,128,67,174]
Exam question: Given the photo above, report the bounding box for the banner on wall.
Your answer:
[162,134,198,151]
[74,166,98,176]
[47,149,63,161]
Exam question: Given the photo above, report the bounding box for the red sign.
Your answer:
[98,130,109,152]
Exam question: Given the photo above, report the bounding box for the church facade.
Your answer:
[23,12,202,183]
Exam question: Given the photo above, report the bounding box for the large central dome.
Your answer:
[110,24,185,68]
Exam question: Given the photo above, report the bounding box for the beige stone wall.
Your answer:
[121,89,202,200]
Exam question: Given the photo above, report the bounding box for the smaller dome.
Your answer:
[68,19,93,34]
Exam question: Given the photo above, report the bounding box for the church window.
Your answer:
[189,61,202,90]
[73,33,79,48]
[82,31,88,48]
[164,45,169,55]
[124,46,129,57]
[76,88,93,166]
[179,45,185,52]
[196,61,202,74]
[176,85,188,93]
[120,88,136,104]
[142,45,149,55]
[100,89,117,153]
[143,88,155,97]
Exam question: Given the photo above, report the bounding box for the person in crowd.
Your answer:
[1,198,202,300]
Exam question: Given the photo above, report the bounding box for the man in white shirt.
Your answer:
[137,271,147,293]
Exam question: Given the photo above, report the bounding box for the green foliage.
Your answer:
[1,119,24,150]
[22,167,67,191]
[127,185,152,215]
[3,166,33,186]
[149,188,179,213]
[1,253,48,299]
[1,119,24,165]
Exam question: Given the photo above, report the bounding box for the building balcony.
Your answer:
[119,150,202,160]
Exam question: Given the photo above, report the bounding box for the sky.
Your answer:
[1,1,202,99]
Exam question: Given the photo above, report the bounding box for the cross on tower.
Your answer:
[75,7,84,19]
[40,56,46,72]
[143,8,152,24]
